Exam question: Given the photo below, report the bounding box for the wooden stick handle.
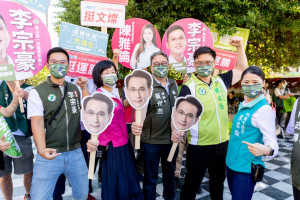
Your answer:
[15,81,24,113]
[167,142,178,162]
[88,134,98,179]
[135,109,142,149]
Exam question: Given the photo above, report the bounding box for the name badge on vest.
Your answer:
[198,88,206,95]
[295,133,299,142]
[48,94,56,102]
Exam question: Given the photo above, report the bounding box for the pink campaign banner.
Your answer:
[214,48,237,71]
[111,18,162,70]
[67,50,107,79]
[0,0,51,81]
[85,0,128,5]
[162,18,213,73]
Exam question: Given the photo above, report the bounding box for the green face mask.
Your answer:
[197,65,214,77]
[102,74,118,87]
[153,65,168,78]
[50,63,68,79]
[242,83,262,98]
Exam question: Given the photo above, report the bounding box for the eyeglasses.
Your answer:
[195,61,214,66]
[50,59,68,65]
[153,62,168,67]
[85,111,108,119]
[128,87,148,94]
[176,109,195,119]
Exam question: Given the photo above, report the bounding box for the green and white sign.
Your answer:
[209,23,250,52]
[0,114,22,158]
[170,62,187,73]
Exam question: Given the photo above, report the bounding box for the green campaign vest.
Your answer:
[142,77,178,144]
[35,77,81,153]
[186,74,229,145]
[291,98,300,191]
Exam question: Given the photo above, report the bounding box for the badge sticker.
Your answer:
[198,88,206,95]
[48,94,56,102]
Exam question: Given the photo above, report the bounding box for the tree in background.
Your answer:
[32,0,299,83]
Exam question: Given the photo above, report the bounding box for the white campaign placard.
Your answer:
[81,1,125,28]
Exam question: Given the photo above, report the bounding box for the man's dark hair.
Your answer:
[47,47,69,64]
[230,91,235,95]
[193,46,216,60]
[241,65,265,81]
[275,79,284,87]
[150,51,169,65]
[125,70,152,89]
[92,60,118,89]
[167,25,185,41]
[0,14,7,28]
[176,96,203,118]
[83,92,114,114]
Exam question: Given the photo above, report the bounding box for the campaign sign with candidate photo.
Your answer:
[112,18,161,70]
[124,69,153,109]
[161,18,213,73]
[171,95,203,131]
[0,0,51,81]
[81,92,115,135]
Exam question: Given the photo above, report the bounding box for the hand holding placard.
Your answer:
[124,70,153,149]
[167,95,203,162]
[82,92,115,179]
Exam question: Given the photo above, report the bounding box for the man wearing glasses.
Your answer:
[81,92,113,134]
[172,95,202,131]
[125,69,153,109]
[27,47,89,199]
[172,37,248,200]
[131,51,179,200]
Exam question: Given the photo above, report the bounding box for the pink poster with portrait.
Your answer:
[0,0,51,81]
[111,18,162,70]
[162,18,213,73]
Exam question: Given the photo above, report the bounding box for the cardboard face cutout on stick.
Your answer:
[171,95,203,131]
[124,69,153,109]
[81,92,115,135]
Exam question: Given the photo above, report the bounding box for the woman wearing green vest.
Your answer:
[226,66,278,200]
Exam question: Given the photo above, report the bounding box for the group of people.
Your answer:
[0,35,299,200]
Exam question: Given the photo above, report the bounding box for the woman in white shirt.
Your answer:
[130,24,160,70]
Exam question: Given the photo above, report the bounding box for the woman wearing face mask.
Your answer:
[130,24,160,70]
[87,60,143,200]
[226,66,279,200]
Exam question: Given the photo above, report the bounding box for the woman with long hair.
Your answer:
[130,24,160,69]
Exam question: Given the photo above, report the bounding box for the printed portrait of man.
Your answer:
[81,92,114,135]
[172,95,203,131]
[166,25,187,64]
[124,69,153,109]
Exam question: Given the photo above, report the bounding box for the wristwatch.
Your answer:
[268,148,274,156]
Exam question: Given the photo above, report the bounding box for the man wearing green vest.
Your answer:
[27,47,89,200]
[0,80,33,200]
[131,51,179,200]
[173,36,248,200]
[286,97,300,199]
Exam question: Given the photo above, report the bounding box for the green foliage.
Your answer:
[54,0,300,79]
[26,67,49,87]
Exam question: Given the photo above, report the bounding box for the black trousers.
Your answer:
[294,185,300,200]
[180,141,228,200]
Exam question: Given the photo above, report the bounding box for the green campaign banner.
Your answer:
[209,23,250,52]
[170,62,187,73]
[0,114,22,158]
